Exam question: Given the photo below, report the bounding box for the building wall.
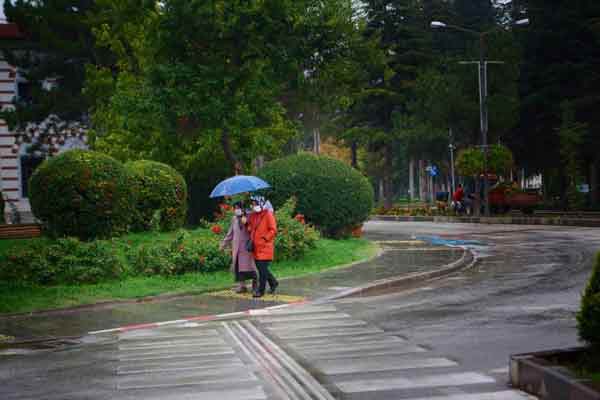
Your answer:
[0,60,27,219]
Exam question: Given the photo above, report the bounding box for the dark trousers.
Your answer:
[255,260,277,294]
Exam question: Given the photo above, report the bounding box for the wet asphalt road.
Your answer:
[341,221,599,384]
[1,221,598,399]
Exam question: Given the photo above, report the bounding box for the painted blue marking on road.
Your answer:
[416,236,484,247]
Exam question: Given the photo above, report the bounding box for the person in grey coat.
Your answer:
[220,202,257,293]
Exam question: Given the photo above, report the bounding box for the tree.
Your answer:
[1,0,108,127]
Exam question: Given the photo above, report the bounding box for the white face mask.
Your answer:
[234,209,243,217]
[253,206,262,213]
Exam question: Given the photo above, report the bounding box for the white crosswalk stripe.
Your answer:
[255,304,533,399]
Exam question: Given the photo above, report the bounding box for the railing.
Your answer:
[0,223,42,239]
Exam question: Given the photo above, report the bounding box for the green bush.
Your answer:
[128,230,229,276]
[0,237,124,285]
[259,153,374,237]
[29,150,135,240]
[577,252,600,349]
[274,198,320,260]
[126,160,188,232]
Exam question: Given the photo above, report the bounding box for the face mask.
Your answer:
[234,209,243,217]
[253,206,262,213]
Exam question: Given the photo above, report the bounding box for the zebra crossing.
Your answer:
[254,304,535,400]
[113,323,269,400]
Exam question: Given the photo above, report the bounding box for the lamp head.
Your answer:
[430,21,447,29]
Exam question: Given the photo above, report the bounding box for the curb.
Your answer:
[321,246,477,301]
[88,300,309,335]
[371,215,600,228]
[510,347,600,399]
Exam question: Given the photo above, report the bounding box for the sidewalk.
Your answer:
[0,241,464,341]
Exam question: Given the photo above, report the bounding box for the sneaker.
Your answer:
[268,282,279,295]
[234,286,247,294]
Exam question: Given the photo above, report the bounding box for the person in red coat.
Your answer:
[248,197,278,297]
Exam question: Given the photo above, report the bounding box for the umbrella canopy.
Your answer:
[209,175,271,198]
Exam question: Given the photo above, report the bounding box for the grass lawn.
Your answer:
[0,232,377,315]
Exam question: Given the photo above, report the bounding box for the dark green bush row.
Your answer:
[0,238,123,285]
[577,252,600,349]
[128,231,230,276]
[259,153,374,237]
[29,150,188,240]
[127,160,188,232]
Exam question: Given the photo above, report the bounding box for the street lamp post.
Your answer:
[449,128,456,195]
[431,19,528,217]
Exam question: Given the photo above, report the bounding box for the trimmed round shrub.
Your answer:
[29,150,135,240]
[126,160,188,231]
[259,153,374,237]
[577,252,600,349]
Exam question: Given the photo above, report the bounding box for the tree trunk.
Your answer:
[474,177,481,216]
[591,160,598,206]
[313,127,321,154]
[383,145,393,209]
[419,160,426,201]
[409,158,415,201]
[351,141,358,168]
[221,130,240,174]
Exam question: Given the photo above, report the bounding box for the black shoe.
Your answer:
[252,291,264,298]
[269,282,279,294]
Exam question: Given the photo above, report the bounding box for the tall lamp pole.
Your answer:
[431,19,529,217]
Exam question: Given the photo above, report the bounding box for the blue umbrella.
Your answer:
[209,175,271,198]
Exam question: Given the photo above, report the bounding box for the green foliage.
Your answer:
[259,153,374,237]
[456,147,485,177]
[29,150,135,240]
[128,230,229,276]
[577,252,600,349]
[126,160,188,232]
[0,237,124,285]
[274,198,320,260]
[456,144,514,177]
[559,103,587,210]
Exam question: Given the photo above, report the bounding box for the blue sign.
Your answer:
[425,165,438,177]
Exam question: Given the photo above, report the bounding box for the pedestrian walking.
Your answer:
[220,202,257,293]
[248,197,278,298]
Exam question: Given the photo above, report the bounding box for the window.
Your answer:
[20,154,45,198]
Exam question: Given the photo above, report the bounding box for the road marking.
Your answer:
[404,391,533,400]
[266,318,367,331]
[277,327,384,340]
[119,348,236,362]
[316,356,457,374]
[118,338,226,351]
[256,312,352,323]
[292,341,422,356]
[336,372,496,392]
[112,386,268,400]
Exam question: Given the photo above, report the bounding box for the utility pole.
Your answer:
[449,128,456,195]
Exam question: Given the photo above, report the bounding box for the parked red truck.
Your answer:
[488,185,542,214]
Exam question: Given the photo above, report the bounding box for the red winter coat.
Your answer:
[248,210,277,261]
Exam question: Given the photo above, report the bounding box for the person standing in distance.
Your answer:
[248,197,278,297]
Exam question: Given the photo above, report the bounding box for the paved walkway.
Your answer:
[0,241,463,340]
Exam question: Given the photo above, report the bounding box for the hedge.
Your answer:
[259,153,374,237]
[126,160,188,231]
[29,150,135,240]
[577,252,600,349]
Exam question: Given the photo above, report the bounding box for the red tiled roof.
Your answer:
[0,23,23,39]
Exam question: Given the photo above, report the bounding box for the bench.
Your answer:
[0,223,42,240]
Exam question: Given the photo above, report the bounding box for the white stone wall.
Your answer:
[0,59,28,221]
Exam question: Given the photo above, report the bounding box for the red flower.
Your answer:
[219,204,232,211]
[211,225,222,234]
[294,214,305,224]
